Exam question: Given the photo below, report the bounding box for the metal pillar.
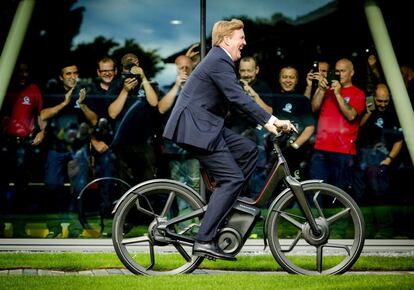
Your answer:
[364,0,414,166]
[0,0,36,109]
[200,0,206,60]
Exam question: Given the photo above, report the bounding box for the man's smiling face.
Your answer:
[225,29,246,61]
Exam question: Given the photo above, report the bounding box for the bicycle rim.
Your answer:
[267,182,365,275]
[112,180,205,275]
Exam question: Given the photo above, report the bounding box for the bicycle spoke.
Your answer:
[279,211,304,229]
[160,191,176,217]
[316,245,323,273]
[281,231,302,253]
[122,235,150,246]
[173,242,192,262]
[326,208,351,225]
[135,198,158,218]
[313,191,325,218]
[323,242,351,255]
[146,241,155,271]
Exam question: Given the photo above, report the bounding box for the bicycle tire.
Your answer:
[77,177,131,235]
[112,179,205,275]
[266,182,365,275]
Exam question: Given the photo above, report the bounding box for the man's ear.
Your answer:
[223,35,231,46]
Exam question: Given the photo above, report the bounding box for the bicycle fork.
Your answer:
[285,175,322,237]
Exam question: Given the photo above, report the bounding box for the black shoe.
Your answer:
[192,240,236,261]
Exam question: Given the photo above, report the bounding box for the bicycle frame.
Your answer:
[112,139,322,244]
[111,135,366,275]
[250,143,322,236]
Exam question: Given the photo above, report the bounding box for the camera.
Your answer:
[366,95,375,111]
[121,72,138,80]
[326,70,340,84]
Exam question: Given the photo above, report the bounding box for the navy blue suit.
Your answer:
[163,47,272,241]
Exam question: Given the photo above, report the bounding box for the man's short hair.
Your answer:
[211,19,244,47]
[121,53,138,69]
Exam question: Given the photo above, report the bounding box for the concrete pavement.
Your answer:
[1,238,414,256]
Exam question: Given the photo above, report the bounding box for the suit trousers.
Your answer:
[186,127,258,242]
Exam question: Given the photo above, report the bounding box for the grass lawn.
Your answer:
[0,253,413,272]
[0,274,413,290]
[0,253,413,289]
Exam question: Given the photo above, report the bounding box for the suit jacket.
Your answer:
[163,46,271,152]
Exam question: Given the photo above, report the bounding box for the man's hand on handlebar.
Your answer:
[264,119,298,136]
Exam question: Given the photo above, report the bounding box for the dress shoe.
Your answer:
[192,240,236,261]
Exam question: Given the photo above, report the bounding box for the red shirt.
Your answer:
[4,83,43,137]
[314,85,365,155]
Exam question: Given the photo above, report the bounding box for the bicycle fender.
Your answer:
[263,179,323,243]
[111,178,203,214]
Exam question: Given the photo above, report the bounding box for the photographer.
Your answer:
[107,53,159,186]
[108,53,158,127]
[309,58,366,197]
[304,60,330,100]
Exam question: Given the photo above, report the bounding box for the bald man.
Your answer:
[309,58,366,195]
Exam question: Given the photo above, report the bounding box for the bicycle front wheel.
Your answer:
[267,182,365,275]
[112,179,205,275]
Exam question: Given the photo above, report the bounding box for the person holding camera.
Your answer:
[309,58,366,197]
[304,60,330,100]
[108,53,158,126]
[107,53,159,186]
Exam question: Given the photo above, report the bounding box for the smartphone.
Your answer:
[326,70,340,84]
[366,95,375,111]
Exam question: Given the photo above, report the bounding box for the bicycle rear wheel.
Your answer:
[267,182,365,275]
[112,179,205,275]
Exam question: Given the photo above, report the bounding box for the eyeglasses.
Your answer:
[99,69,115,73]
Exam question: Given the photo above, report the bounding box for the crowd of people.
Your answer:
[0,37,413,218]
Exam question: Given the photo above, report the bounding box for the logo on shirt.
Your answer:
[22,96,31,105]
[74,99,81,108]
[374,117,384,128]
[344,97,350,103]
[282,103,293,114]
[137,88,145,98]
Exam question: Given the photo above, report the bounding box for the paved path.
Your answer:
[0,239,413,276]
[1,239,414,256]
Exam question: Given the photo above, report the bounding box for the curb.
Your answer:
[1,269,414,276]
